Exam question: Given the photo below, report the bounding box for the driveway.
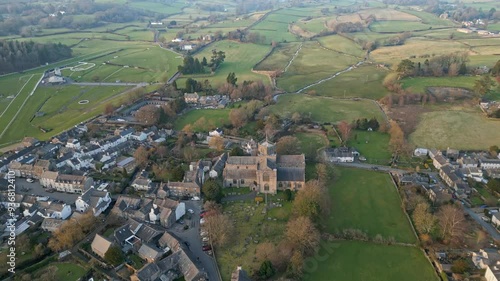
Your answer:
[170,200,221,281]
[14,178,80,204]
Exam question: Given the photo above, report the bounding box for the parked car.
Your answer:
[206,250,213,256]
[179,219,184,224]
[200,231,208,237]
[192,196,200,201]
[200,218,205,224]
[202,237,209,242]
[188,209,194,214]
[26,178,34,183]
[202,245,211,251]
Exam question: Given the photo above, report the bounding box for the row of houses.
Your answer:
[184,92,230,108]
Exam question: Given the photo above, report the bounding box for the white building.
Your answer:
[75,187,112,216]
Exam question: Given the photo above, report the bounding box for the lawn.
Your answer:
[409,110,500,150]
[270,94,386,124]
[309,65,389,100]
[173,108,231,131]
[295,132,329,160]
[54,263,87,281]
[303,241,438,281]
[325,167,417,243]
[347,130,392,164]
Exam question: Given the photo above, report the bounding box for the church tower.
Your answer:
[258,135,275,156]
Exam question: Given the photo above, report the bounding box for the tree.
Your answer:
[135,105,160,125]
[412,202,436,234]
[338,120,353,144]
[208,136,225,151]
[226,72,237,85]
[284,189,293,201]
[490,145,499,157]
[491,60,500,76]
[33,243,45,258]
[286,216,320,255]
[169,20,177,25]
[293,180,330,222]
[388,120,405,155]
[397,59,415,76]
[202,56,208,66]
[229,108,248,128]
[202,179,223,202]
[473,75,496,95]
[256,260,276,280]
[451,259,470,274]
[437,204,466,243]
[487,179,500,193]
[288,250,304,277]
[230,147,244,156]
[134,146,150,167]
[204,208,233,247]
[276,136,301,155]
[104,103,115,115]
[104,246,124,266]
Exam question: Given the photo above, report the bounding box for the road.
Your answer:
[14,178,80,204]
[332,161,410,174]
[169,200,221,281]
[464,207,500,240]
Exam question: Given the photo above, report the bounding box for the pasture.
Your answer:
[295,132,329,160]
[254,42,302,71]
[277,41,356,92]
[270,94,386,124]
[401,76,479,93]
[304,241,438,281]
[317,35,365,58]
[409,110,500,150]
[347,131,392,164]
[179,40,271,88]
[309,65,389,99]
[369,21,438,33]
[325,167,417,243]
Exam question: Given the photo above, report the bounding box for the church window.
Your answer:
[264,184,270,191]
[263,173,270,182]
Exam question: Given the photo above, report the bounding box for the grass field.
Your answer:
[295,132,328,159]
[369,21,437,33]
[53,263,87,281]
[325,167,417,243]
[347,130,392,164]
[401,76,479,93]
[173,108,231,131]
[277,41,356,92]
[358,9,421,21]
[309,65,389,99]
[304,241,438,281]
[254,42,302,71]
[271,94,386,124]
[177,40,270,88]
[409,110,500,150]
[317,35,365,58]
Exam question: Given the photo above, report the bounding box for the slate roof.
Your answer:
[227,156,258,165]
[277,167,305,182]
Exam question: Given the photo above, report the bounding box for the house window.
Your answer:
[297,183,302,189]
[233,179,237,184]
[264,184,269,191]
[263,173,270,182]
[287,182,291,188]
[278,182,283,188]
[240,179,245,184]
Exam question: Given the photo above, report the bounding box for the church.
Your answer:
[222,138,306,194]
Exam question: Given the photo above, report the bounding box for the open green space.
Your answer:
[254,42,302,71]
[347,130,391,164]
[271,94,385,124]
[277,41,356,92]
[309,65,389,99]
[304,241,438,281]
[317,35,365,58]
[173,108,230,131]
[326,167,416,243]
[53,263,87,281]
[295,132,328,159]
[370,21,437,33]
[409,110,500,150]
[401,76,479,93]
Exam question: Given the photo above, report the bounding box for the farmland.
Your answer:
[271,94,386,124]
[409,110,500,150]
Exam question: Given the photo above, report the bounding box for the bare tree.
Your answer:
[229,108,248,128]
[276,136,301,155]
[286,216,320,255]
[388,120,405,155]
[134,146,150,167]
[338,121,352,144]
[293,180,330,222]
[135,105,161,125]
[204,212,233,247]
[412,202,436,234]
[437,204,466,243]
[208,136,225,151]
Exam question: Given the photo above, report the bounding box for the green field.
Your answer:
[304,241,438,281]
[271,94,385,124]
[317,35,365,58]
[409,110,500,150]
[347,130,392,164]
[173,108,231,131]
[370,21,437,33]
[54,263,87,281]
[254,42,302,71]
[277,41,357,92]
[295,132,328,159]
[401,76,479,93]
[309,65,389,99]
[325,167,417,243]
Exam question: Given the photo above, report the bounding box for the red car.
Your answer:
[202,245,212,251]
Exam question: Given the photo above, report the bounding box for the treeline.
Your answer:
[0,40,72,74]
[396,52,469,78]
[235,0,274,15]
[177,49,225,75]
[428,4,500,22]
[227,29,268,44]
[0,0,158,36]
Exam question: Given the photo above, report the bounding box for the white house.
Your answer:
[481,159,500,170]
[209,128,224,137]
[131,131,148,141]
[414,148,428,157]
[172,38,183,43]
[182,45,193,51]
[39,202,72,220]
[66,139,80,149]
[324,147,359,163]
[493,213,500,227]
[75,187,112,216]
